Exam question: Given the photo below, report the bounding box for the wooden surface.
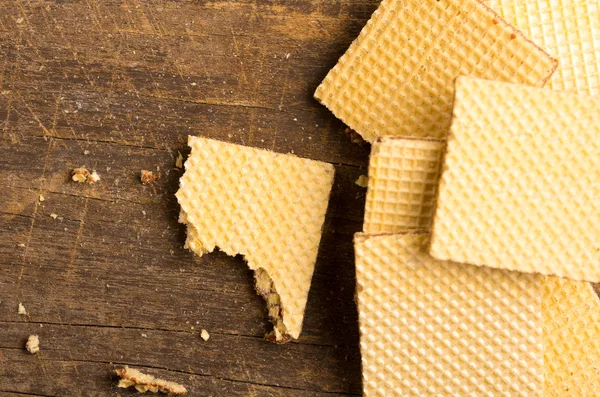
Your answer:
[0,1,378,396]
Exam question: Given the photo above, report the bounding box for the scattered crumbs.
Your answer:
[17,243,26,248]
[169,249,174,255]
[142,210,147,216]
[190,82,197,86]
[141,333,148,338]
[50,213,58,219]
[175,152,184,169]
[285,53,291,59]
[16,17,24,24]
[200,329,210,341]
[18,303,27,315]
[39,195,45,202]
[355,175,369,188]
[71,167,90,183]
[115,366,187,395]
[293,118,298,121]
[25,335,40,354]
[83,150,90,155]
[87,170,101,184]
[344,127,367,146]
[140,170,160,185]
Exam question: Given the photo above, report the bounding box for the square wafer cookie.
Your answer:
[543,277,600,395]
[363,137,445,233]
[487,0,600,95]
[354,233,543,396]
[430,76,600,281]
[176,136,335,341]
[314,0,557,142]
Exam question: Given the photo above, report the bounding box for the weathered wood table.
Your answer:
[0,1,379,396]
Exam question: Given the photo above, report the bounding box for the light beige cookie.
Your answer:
[354,233,543,396]
[363,137,445,233]
[115,367,187,395]
[430,76,600,281]
[487,0,600,95]
[176,136,334,341]
[543,277,600,395]
[314,0,557,142]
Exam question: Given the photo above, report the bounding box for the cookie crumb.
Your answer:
[87,170,101,184]
[140,170,160,185]
[200,329,210,341]
[115,366,187,395]
[254,268,290,343]
[18,303,27,315]
[39,195,45,202]
[175,152,184,169]
[25,335,40,354]
[50,213,58,219]
[355,175,369,188]
[71,167,90,183]
[344,127,367,146]
[17,243,26,248]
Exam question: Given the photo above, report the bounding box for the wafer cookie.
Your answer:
[430,76,600,281]
[354,233,543,396]
[315,0,557,142]
[176,136,335,341]
[487,0,600,95]
[543,277,600,395]
[363,137,444,233]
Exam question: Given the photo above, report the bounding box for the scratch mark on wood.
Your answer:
[19,97,52,137]
[50,86,63,134]
[3,96,12,134]
[277,65,292,111]
[64,197,89,282]
[143,93,277,111]
[16,138,54,290]
[38,7,96,88]
[230,27,249,85]
[15,0,33,32]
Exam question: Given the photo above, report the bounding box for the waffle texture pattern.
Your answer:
[543,277,600,396]
[314,0,557,142]
[354,233,543,396]
[363,138,445,233]
[176,136,335,339]
[487,0,600,95]
[431,77,600,281]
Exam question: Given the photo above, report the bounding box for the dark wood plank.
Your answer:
[1,322,360,395]
[1,350,357,397]
[0,0,379,395]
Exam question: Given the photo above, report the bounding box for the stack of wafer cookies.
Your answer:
[316,0,600,395]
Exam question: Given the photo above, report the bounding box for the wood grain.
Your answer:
[0,0,379,395]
